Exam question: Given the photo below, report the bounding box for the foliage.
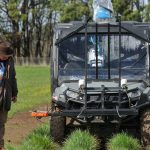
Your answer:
[9,66,50,117]
[147,145,150,150]
[112,0,131,16]
[7,124,60,150]
[0,0,149,58]
[60,0,91,23]
[112,0,145,21]
[62,129,99,150]
[7,0,21,21]
[144,3,150,22]
[0,0,61,57]
[107,133,141,150]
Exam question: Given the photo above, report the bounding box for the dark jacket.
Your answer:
[0,57,18,111]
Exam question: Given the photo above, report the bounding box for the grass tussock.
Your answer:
[6,124,60,150]
[62,129,99,150]
[107,133,141,150]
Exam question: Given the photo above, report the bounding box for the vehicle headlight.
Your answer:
[121,79,128,89]
[66,90,79,99]
[78,79,85,89]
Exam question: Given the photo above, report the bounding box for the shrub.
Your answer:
[107,133,141,150]
[7,124,60,150]
[62,129,99,150]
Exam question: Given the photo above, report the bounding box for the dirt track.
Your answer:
[5,106,49,146]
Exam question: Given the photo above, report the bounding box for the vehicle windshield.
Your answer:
[58,34,148,83]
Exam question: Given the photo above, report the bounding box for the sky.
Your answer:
[144,0,148,4]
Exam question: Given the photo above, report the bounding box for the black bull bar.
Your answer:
[31,108,138,117]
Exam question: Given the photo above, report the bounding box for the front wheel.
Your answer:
[50,115,66,142]
[140,107,150,147]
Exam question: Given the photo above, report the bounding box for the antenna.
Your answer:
[148,27,150,85]
[118,15,122,107]
[83,1,89,119]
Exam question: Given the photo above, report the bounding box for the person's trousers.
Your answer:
[0,110,8,148]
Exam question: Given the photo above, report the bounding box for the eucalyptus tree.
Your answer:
[0,0,22,56]
[112,0,145,21]
[60,0,92,23]
[144,1,150,21]
[0,0,148,59]
[0,0,63,58]
[30,0,65,57]
[20,0,65,57]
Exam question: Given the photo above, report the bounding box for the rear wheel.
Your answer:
[140,108,150,146]
[50,115,66,142]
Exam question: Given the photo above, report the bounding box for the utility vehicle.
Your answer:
[46,21,150,146]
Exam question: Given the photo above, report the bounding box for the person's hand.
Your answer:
[12,97,17,103]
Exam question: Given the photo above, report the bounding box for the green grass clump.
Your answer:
[7,124,60,150]
[62,129,99,150]
[9,66,50,117]
[107,133,141,150]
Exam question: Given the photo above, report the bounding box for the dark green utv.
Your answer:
[50,21,150,146]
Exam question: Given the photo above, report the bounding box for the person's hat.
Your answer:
[0,41,13,56]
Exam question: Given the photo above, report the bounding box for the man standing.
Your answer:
[0,41,18,150]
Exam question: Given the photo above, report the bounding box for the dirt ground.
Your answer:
[5,106,49,146]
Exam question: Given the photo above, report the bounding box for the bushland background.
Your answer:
[0,0,150,64]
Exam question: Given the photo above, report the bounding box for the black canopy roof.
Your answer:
[55,21,150,45]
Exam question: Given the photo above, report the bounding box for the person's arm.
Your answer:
[10,58,18,102]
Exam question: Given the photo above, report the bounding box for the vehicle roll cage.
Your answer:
[54,19,150,118]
